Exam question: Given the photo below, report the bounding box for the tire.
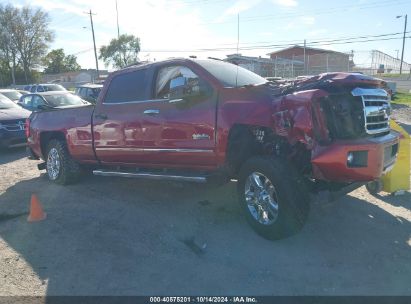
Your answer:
[238,156,309,240]
[45,139,82,185]
[365,179,383,196]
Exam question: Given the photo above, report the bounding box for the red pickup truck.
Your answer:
[27,58,399,239]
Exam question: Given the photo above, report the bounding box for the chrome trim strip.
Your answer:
[95,147,214,153]
[102,99,166,105]
[351,88,388,97]
[93,170,207,183]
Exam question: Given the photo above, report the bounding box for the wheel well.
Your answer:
[226,124,268,175]
[40,131,66,158]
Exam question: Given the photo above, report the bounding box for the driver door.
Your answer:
[147,64,217,167]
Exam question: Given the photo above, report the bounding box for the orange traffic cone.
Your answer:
[27,194,47,222]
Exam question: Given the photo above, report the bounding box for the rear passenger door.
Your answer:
[93,68,164,164]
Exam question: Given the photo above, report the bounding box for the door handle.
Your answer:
[94,113,108,120]
[143,109,160,115]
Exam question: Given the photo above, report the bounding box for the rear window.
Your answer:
[104,70,148,103]
[1,90,21,100]
[43,84,66,92]
[43,93,85,107]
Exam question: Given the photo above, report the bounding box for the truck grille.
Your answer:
[0,119,26,132]
[351,88,390,135]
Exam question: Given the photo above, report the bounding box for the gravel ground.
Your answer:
[0,106,410,296]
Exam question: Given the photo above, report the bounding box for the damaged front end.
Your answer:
[272,73,400,184]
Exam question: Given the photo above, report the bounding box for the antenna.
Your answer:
[235,13,239,87]
[115,0,120,38]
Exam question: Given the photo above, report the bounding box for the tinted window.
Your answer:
[32,95,45,108]
[79,87,88,97]
[22,96,32,106]
[30,86,37,93]
[104,70,148,103]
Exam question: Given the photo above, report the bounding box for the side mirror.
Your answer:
[169,76,210,101]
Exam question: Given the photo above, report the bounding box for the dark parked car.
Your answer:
[18,91,89,111]
[75,84,103,103]
[0,89,22,103]
[0,94,30,149]
[28,84,67,93]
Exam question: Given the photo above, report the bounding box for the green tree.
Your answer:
[42,48,81,74]
[11,5,54,82]
[99,34,140,69]
[0,5,19,85]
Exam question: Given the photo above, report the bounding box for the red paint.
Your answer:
[27,60,399,184]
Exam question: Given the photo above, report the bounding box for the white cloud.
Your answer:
[27,0,237,68]
[307,29,328,37]
[300,16,315,25]
[272,0,298,7]
[217,0,261,21]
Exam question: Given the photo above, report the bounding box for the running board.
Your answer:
[92,170,207,183]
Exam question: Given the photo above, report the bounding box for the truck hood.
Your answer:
[295,72,383,87]
[0,107,30,121]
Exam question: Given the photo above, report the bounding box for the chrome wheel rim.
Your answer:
[244,172,279,225]
[47,148,61,180]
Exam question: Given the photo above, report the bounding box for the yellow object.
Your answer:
[382,120,410,193]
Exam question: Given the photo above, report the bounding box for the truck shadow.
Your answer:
[0,147,26,165]
[0,175,410,295]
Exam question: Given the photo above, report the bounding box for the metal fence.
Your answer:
[353,50,411,76]
[239,52,353,79]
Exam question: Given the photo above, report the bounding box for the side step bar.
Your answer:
[92,170,207,183]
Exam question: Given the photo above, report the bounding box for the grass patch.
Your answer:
[392,91,411,105]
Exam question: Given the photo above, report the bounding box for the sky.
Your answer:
[5,0,411,70]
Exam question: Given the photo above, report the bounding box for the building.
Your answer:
[42,69,109,88]
[268,45,353,74]
[224,54,303,78]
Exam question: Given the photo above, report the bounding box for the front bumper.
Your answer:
[0,129,27,148]
[311,132,399,182]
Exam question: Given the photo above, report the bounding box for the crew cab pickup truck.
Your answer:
[27,58,399,239]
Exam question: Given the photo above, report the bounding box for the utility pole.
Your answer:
[236,14,240,55]
[397,14,407,74]
[115,0,120,39]
[395,49,399,59]
[85,10,99,79]
[303,39,306,75]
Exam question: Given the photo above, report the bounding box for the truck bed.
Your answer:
[29,105,97,163]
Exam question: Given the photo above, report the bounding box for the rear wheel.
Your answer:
[238,156,309,240]
[46,139,81,185]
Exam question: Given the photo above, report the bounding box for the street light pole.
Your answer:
[397,14,407,74]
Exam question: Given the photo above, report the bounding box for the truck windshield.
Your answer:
[195,59,267,88]
[43,94,86,107]
[0,95,19,109]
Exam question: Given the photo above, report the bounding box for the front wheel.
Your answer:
[46,139,82,185]
[238,156,309,240]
